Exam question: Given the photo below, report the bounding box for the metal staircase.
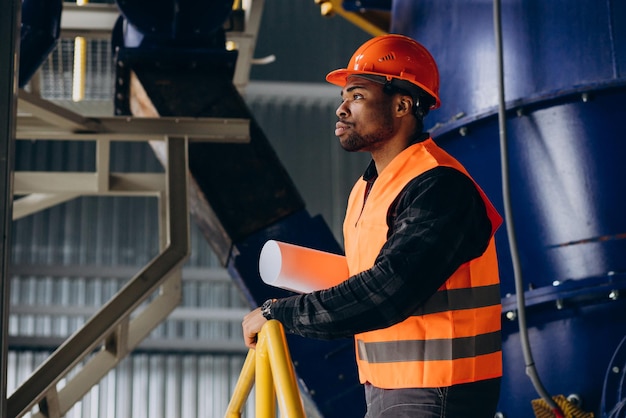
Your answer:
[9,91,252,417]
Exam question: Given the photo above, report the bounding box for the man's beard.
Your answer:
[339,119,394,153]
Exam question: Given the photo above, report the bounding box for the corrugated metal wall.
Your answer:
[8,2,371,413]
[7,351,249,418]
[244,82,370,243]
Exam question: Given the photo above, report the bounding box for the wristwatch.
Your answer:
[261,298,276,320]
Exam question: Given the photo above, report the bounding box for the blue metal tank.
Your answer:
[391,1,626,416]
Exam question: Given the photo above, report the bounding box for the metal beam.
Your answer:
[229,0,265,90]
[7,335,248,355]
[60,3,120,39]
[0,0,19,417]
[12,193,80,220]
[8,264,232,282]
[9,304,249,322]
[16,115,251,142]
[14,172,165,195]
[17,89,102,132]
[17,90,250,142]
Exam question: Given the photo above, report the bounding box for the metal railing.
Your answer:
[225,320,306,418]
[7,136,190,418]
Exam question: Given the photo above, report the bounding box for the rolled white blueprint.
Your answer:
[259,240,349,293]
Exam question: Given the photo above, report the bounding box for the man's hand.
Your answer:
[242,307,268,349]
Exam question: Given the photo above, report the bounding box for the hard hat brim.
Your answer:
[326,68,441,109]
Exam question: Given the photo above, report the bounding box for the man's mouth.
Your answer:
[335,121,351,136]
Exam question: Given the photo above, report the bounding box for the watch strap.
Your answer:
[261,298,275,320]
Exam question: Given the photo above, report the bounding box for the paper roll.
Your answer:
[259,240,349,293]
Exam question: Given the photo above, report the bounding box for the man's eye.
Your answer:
[339,93,363,104]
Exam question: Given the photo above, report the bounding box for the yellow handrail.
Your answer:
[315,0,389,37]
[225,320,306,418]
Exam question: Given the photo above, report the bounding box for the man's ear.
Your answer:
[396,95,414,116]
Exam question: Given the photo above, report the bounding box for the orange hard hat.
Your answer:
[326,34,441,109]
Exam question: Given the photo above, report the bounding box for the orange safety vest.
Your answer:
[343,138,503,389]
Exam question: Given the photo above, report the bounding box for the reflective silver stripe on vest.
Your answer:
[357,331,502,363]
[413,284,501,316]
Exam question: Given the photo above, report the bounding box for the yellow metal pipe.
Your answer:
[265,321,306,418]
[224,350,256,418]
[72,36,86,102]
[225,320,305,418]
[256,331,276,418]
[72,0,88,102]
[324,0,388,36]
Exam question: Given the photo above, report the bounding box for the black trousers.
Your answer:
[364,378,501,418]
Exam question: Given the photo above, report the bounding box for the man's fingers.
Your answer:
[244,334,257,349]
[242,307,266,349]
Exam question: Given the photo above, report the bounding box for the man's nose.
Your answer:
[336,101,349,117]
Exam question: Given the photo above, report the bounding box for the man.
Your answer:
[243,34,503,417]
